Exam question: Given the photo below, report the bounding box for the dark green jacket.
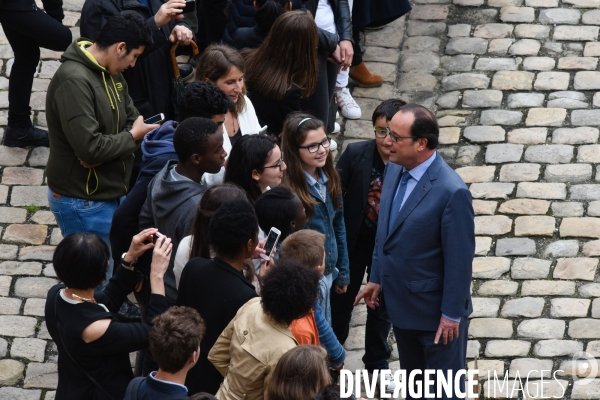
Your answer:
[46,39,141,201]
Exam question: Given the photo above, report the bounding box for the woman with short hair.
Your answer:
[45,229,172,400]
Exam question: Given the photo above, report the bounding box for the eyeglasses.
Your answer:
[384,126,413,143]
[259,157,286,171]
[298,137,331,154]
[374,126,387,138]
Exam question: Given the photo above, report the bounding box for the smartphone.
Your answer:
[259,125,268,135]
[182,0,195,13]
[153,232,164,243]
[144,113,165,125]
[260,227,281,260]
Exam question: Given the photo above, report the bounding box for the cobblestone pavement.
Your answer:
[2,0,600,397]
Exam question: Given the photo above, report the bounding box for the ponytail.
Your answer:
[255,0,289,35]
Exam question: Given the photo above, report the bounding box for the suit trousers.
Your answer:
[330,247,392,371]
[392,317,468,400]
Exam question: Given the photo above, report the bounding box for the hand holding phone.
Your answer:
[260,227,281,261]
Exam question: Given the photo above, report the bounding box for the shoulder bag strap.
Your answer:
[53,291,116,400]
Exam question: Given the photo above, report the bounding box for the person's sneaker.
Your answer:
[383,372,397,393]
[3,126,49,148]
[329,138,338,151]
[330,122,341,135]
[336,87,362,120]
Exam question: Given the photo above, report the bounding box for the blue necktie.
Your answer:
[389,171,411,230]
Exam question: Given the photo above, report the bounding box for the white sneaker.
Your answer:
[330,122,341,134]
[336,111,340,119]
[329,138,338,151]
[336,87,362,120]
[383,373,396,393]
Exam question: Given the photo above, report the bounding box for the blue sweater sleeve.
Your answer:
[315,303,345,367]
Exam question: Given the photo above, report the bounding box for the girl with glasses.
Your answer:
[224,134,287,203]
[281,112,350,324]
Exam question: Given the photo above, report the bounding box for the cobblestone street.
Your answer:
[2,0,600,397]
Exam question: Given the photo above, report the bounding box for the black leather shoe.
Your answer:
[3,126,49,148]
[117,299,142,322]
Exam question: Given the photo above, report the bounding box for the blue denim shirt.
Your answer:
[304,169,350,286]
[314,303,346,367]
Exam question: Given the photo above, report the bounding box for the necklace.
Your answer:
[71,293,97,304]
[227,112,238,136]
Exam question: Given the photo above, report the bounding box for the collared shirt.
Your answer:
[304,168,329,202]
[392,152,437,211]
[147,372,188,392]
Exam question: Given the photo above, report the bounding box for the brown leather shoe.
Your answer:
[350,62,383,88]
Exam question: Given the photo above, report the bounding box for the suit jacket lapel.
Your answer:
[387,172,433,238]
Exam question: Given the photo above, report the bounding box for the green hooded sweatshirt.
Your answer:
[46,38,141,201]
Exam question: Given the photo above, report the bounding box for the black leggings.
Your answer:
[0,10,71,128]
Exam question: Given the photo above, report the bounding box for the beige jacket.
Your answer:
[208,297,298,400]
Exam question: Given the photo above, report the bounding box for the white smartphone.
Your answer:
[144,113,165,124]
[259,125,268,134]
[260,227,281,260]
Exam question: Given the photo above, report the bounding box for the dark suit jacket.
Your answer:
[176,257,258,395]
[336,139,378,251]
[248,84,302,137]
[371,154,474,331]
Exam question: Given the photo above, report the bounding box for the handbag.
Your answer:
[170,40,200,115]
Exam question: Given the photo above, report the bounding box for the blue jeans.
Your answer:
[48,188,124,291]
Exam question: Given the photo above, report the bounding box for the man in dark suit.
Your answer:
[332,99,405,387]
[355,104,474,399]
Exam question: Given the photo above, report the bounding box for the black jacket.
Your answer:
[0,0,63,20]
[336,139,378,251]
[304,0,352,42]
[248,84,302,137]
[80,0,193,120]
[177,257,258,395]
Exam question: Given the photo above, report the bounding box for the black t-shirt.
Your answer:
[355,147,385,251]
[229,126,242,146]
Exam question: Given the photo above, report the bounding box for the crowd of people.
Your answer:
[0,0,478,398]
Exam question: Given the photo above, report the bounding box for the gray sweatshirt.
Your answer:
[139,160,207,302]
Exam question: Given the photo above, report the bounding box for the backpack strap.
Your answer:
[123,377,146,400]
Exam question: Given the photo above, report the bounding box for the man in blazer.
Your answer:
[355,104,474,399]
[332,99,405,383]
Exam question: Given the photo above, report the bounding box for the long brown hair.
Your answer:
[281,112,341,218]
[194,44,247,115]
[266,345,331,400]
[189,183,247,259]
[244,11,318,101]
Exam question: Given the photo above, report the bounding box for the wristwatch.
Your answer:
[121,253,138,268]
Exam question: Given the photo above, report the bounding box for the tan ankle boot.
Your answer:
[350,62,383,88]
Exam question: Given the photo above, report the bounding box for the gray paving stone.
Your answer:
[514,24,550,39]
[488,38,515,55]
[441,55,475,72]
[445,38,488,55]
[569,319,600,338]
[462,90,503,108]
[545,164,592,182]
[448,24,471,37]
[565,0,600,6]
[517,182,567,199]
[470,182,515,199]
[499,199,550,214]
[548,98,588,108]
[463,126,505,142]
[523,144,573,163]
[456,145,482,164]
[552,202,584,217]
[555,257,598,280]
[397,73,437,92]
[514,215,555,236]
[588,201,600,217]
[583,240,600,256]
[0,316,37,338]
[409,5,450,21]
[436,91,461,108]
[501,297,544,317]
[361,47,401,64]
[402,36,441,53]
[456,166,496,182]
[14,277,58,298]
[570,184,600,201]
[509,358,554,378]
[473,200,498,215]
[478,280,519,296]
[508,39,541,56]
[534,72,570,91]
[0,360,24,386]
[558,56,598,70]
[500,6,535,22]
[522,56,555,71]
[507,127,547,143]
[574,72,600,90]
[471,297,501,317]
[485,340,531,357]
[480,110,523,126]
[10,186,48,207]
[507,93,544,108]
[23,362,57,389]
[469,318,514,338]
[473,23,514,38]
[554,25,599,41]
[496,238,537,255]
[475,57,520,71]
[539,8,581,24]
[544,240,580,257]
[577,144,600,163]
[485,143,524,163]
[0,388,41,400]
[399,53,440,72]
[441,73,489,91]
[473,256,511,278]
[475,216,513,236]
[517,319,565,339]
[499,163,540,181]
[10,338,46,362]
[492,71,534,90]
[475,236,493,255]
[511,258,551,279]
[406,21,446,36]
